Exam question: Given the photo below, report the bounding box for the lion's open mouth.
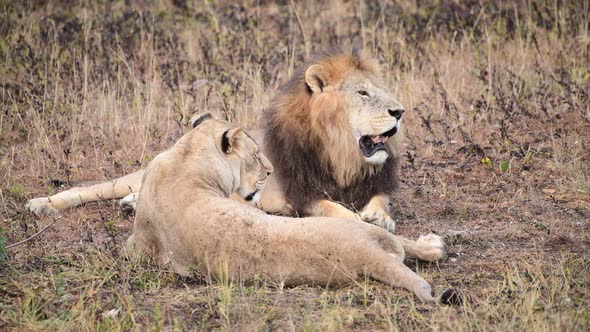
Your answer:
[359,127,397,157]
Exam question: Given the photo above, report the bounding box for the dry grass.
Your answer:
[1,0,589,330]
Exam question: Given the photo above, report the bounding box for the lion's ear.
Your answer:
[305,64,330,94]
[190,112,213,128]
[221,127,243,154]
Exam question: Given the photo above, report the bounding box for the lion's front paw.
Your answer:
[360,209,396,234]
[26,198,59,216]
[119,193,139,215]
[416,234,447,262]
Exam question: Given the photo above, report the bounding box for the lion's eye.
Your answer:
[357,90,369,97]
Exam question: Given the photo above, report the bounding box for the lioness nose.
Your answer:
[388,109,404,120]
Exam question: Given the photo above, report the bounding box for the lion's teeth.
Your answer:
[370,135,388,144]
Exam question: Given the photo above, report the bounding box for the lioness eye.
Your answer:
[357,90,369,97]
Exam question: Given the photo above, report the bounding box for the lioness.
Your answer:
[128,114,459,304]
[27,49,403,233]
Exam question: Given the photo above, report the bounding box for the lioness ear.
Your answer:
[190,112,213,128]
[221,127,243,154]
[305,64,330,94]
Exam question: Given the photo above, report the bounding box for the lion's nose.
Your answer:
[388,109,404,120]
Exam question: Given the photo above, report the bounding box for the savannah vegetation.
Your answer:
[1,0,589,330]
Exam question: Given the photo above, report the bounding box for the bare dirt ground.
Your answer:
[1,1,589,330]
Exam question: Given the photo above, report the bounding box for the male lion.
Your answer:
[128,114,459,304]
[26,49,403,233]
[258,49,404,232]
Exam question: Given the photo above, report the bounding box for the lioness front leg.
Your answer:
[360,194,396,233]
[307,199,359,220]
[26,170,144,216]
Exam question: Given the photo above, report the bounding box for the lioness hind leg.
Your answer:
[26,170,145,216]
[394,234,447,262]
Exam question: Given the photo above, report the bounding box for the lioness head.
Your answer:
[221,127,273,204]
[190,113,273,203]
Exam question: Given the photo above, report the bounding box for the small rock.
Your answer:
[101,308,120,319]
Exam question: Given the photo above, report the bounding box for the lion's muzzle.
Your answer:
[359,126,397,157]
[388,109,404,120]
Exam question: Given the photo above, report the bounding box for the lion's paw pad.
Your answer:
[26,198,58,216]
